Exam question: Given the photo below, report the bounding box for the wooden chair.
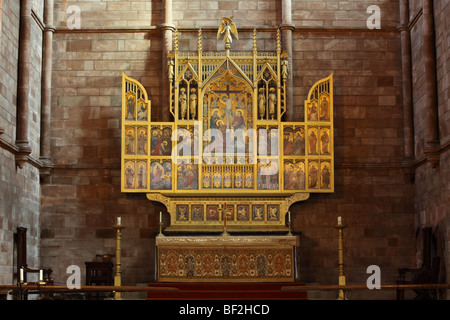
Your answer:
[16,227,53,284]
[396,227,441,300]
[397,256,441,300]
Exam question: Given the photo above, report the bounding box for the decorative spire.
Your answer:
[174,29,179,54]
[198,28,203,54]
[253,28,257,53]
[277,29,281,53]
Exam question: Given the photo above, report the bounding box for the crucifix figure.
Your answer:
[210,88,243,129]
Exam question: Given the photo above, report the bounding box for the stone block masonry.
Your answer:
[0,0,442,299]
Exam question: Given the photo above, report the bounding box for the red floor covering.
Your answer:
[147,282,308,300]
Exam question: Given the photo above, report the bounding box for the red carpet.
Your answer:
[147,282,307,300]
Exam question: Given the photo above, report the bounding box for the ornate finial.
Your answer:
[198,28,203,53]
[174,29,179,54]
[217,16,239,50]
[277,29,281,53]
[253,29,257,53]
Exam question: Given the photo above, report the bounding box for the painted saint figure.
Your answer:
[137,102,147,121]
[125,130,135,154]
[294,129,305,155]
[321,164,331,189]
[321,130,330,154]
[320,97,329,120]
[308,130,318,155]
[137,130,147,155]
[231,110,245,130]
[125,164,134,188]
[137,163,146,189]
[308,102,318,121]
[309,164,318,188]
[126,96,135,120]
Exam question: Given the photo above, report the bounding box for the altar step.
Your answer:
[147,282,308,300]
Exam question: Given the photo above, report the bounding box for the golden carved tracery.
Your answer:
[122,18,334,232]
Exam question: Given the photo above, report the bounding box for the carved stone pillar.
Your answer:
[280,0,294,121]
[422,0,440,167]
[16,0,33,168]
[161,0,175,122]
[399,0,415,180]
[40,0,55,179]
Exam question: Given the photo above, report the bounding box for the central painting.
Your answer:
[121,21,334,232]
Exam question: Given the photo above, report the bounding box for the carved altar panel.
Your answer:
[156,236,299,282]
[121,20,334,232]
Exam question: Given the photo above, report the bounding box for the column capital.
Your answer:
[397,24,409,32]
[43,25,56,33]
[159,23,177,32]
[279,23,295,32]
[15,141,32,169]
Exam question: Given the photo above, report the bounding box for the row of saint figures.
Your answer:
[123,88,331,124]
[124,125,331,158]
[176,86,279,122]
[174,203,282,222]
[123,158,332,192]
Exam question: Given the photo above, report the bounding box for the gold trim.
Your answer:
[122,21,334,232]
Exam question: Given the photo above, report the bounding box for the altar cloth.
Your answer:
[156,235,299,282]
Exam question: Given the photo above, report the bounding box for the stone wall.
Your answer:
[411,0,450,285]
[40,27,163,285]
[35,1,417,301]
[0,0,433,300]
[291,29,416,299]
[0,0,43,284]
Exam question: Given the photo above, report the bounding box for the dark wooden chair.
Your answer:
[15,227,53,300]
[396,227,441,300]
[397,256,441,300]
[16,227,53,284]
[85,261,114,300]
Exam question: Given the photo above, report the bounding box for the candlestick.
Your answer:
[157,213,165,238]
[113,223,125,300]
[335,222,347,300]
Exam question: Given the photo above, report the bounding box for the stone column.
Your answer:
[161,0,175,122]
[16,0,33,168]
[40,0,55,179]
[399,0,414,165]
[422,0,440,167]
[0,0,3,134]
[280,0,294,121]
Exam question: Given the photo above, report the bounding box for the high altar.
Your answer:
[121,18,334,282]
